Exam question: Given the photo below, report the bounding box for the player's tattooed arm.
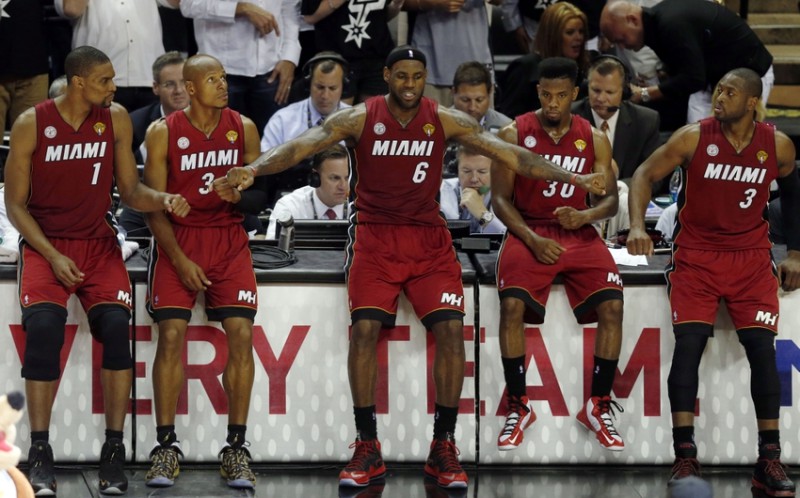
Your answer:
[228,106,365,190]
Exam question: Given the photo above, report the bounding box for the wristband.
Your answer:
[247,165,258,176]
[568,173,577,186]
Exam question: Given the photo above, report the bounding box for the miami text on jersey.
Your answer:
[180,149,240,171]
[44,142,108,162]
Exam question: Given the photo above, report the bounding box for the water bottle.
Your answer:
[277,213,295,253]
[669,167,681,204]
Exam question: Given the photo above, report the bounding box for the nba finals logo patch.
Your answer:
[574,139,587,152]
[44,126,57,139]
[524,136,537,148]
[226,130,238,144]
[374,122,386,135]
[756,150,768,164]
[423,123,435,137]
[706,144,719,157]
[177,137,190,150]
[93,122,106,136]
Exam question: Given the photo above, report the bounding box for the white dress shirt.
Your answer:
[181,0,302,77]
[55,0,174,87]
[591,109,620,150]
[266,185,347,238]
[439,178,506,234]
[261,97,350,151]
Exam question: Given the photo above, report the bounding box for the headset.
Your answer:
[589,54,633,101]
[302,51,351,91]
[308,144,350,188]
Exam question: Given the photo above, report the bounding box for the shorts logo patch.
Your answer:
[606,272,622,286]
[755,310,777,327]
[441,292,463,307]
[116,290,132,306]
[237,289,257,304]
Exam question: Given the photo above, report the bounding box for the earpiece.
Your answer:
[308,168,321,188]
[590,54,633,101]
[302,51,351,91]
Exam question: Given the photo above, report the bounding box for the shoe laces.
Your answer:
[30,443,53,470]
[431,436,462,473]
[149,446,180,475]
[596,397,624,437]
[103,441,125,465]
[345,438,377,470]
[671,457,699,479]
[221,445,254,478]
[501,396,529,437]
[762,457,790,481]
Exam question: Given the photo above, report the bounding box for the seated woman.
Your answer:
[497,2,590,118]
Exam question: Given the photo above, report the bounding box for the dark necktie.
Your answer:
[324,208,337,220]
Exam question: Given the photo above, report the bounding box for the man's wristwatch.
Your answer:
[478,211,494,227]
[640,86,651,103]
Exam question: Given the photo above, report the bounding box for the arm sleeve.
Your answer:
[236,175,270,214]
[279,0,302,64]
[180,0,238,21]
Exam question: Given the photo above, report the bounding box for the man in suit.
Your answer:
[572,55,660,184]
[572,55,661,237]
[130,51,189,164]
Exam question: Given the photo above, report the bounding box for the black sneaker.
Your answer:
[98,439,128,495]
[27,441,56,496]
[668,456,701,485]
[753,447,796,497]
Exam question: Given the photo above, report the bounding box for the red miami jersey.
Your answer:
[165,108,244,227]
[675,118,778,251]
[513,112,595,222]
[352,96,448,226]
[29,100,116,239]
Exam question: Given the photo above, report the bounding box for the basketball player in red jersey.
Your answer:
[3,46,189,496]
[492,57,626,455]
[225,45,606,490]
[627,67,799,496]
[142,54,263,490]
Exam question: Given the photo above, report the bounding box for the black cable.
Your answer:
[140,244,297,269]
[250,245,297,269]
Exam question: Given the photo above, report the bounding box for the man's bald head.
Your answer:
[183,54,229,110]
[600,1,645,51]
[183,54,224,83]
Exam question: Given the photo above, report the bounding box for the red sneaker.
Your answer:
[339,437,386,487]
[424,434,468,489]
[497,395,536,451]
[576,395,625,451]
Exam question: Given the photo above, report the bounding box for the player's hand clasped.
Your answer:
[575,172,607,196]
[162,194,190,217]
[778,251,800,292]
[625,226,653,256]
[553,206,587,230]
[174,256,212,292]
[528,234,566,265]
[212,177,243,203]
[50,253,85,288]
[226,166,256,191]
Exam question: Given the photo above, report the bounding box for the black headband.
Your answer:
[385,46,427,70]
